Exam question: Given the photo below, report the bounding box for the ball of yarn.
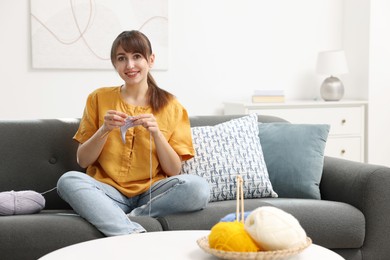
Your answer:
[220,211,251,222]
[209,221,260,252]
[0,190,45,215]
[244,206,307,251]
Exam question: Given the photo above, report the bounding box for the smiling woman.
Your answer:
[56,30,210,237]
[111,31,170,112]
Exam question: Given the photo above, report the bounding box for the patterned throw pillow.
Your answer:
[181,114,278,202]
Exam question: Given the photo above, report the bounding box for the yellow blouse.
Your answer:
[74,86,195,197]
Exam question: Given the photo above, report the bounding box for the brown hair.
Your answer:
[111,30,174,113]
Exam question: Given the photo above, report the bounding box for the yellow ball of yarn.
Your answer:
[209,221,260,252]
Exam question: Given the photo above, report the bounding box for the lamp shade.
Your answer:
[316,50,348,75]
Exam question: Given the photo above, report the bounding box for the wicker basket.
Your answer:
[197,175,312,259]
[197,236,312,260]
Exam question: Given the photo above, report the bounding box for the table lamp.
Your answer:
[316,50,349,101]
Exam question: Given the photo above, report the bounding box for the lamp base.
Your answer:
[320,76,344,101]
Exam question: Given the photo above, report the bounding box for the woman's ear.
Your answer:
[149,53,155,68]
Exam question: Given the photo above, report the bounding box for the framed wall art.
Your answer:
[30,0,168,70]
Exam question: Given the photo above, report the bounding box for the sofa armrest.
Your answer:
[321,156,390,259]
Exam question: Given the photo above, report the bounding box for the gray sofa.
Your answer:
[0,115,389,260]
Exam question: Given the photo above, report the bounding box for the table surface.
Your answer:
[39,230,344,260]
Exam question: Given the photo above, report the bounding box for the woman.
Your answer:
[57,30,210,236]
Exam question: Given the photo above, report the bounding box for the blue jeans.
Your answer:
[57,171,210,236]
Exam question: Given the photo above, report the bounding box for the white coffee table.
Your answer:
[39,230,344,260]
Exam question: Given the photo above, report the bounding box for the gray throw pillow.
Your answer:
[0,190,45,215]
[259,123,330,199]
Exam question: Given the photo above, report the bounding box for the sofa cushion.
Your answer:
[0,210,163,260]
[181,114,277,202]
[259,198,365,249]
[157,199,274,231]
[259,123,330,199]
[158,198,365,250]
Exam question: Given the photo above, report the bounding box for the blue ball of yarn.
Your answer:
[220,211,252,222]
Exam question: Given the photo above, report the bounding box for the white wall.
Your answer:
[0,0,351,119]
[368,0,390,166]
[2,0,389,166]
[343,0,370,99]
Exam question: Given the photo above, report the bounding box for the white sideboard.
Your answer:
[224,100,368,163]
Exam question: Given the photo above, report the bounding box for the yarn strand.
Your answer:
[149,132,152,217]
[40,187,57,195]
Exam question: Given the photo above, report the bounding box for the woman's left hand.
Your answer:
[132,114,159,135]
[132,113,181,176]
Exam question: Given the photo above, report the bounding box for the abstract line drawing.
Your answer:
[30,0,168,70]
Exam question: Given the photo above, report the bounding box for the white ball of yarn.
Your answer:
[244,206,307,251]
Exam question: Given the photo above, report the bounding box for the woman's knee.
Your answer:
[57,171,88,195]
[179,174,210,208]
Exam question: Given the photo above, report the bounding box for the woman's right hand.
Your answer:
[77,110,128,168]
[101,110,128,134]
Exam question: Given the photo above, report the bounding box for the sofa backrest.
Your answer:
[0,114,286,210]
[0,119,83,209]
[189,114,287,127]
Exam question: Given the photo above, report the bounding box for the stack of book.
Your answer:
[251,89,285,103]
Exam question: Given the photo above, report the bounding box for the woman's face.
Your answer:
[114,45,154,86]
